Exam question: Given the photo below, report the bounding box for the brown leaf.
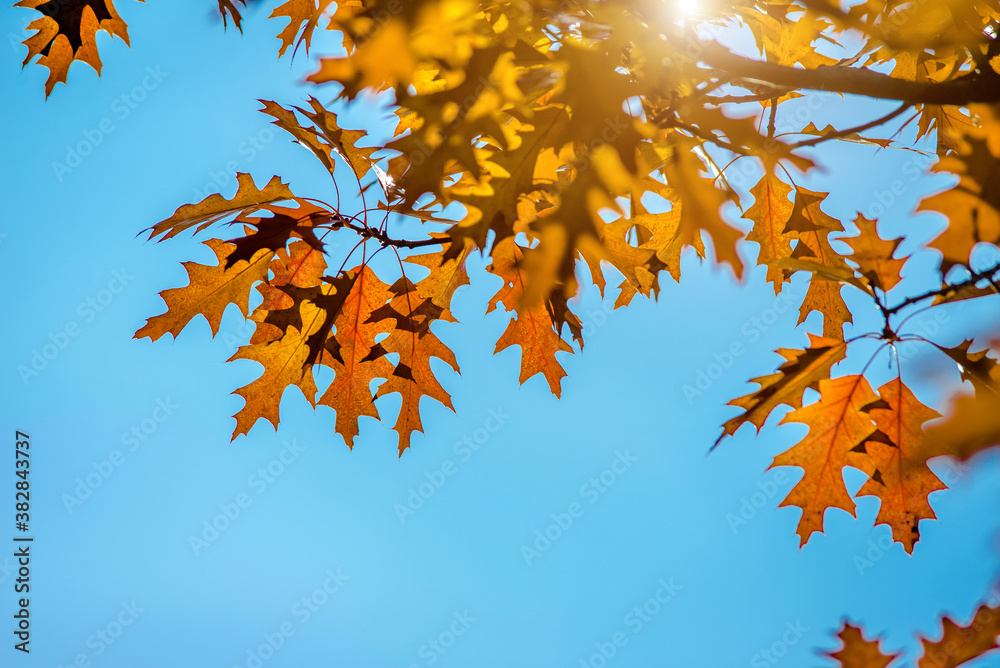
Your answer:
[825,622,899,668]
[269,0,336,56]
[918,604,1000,668]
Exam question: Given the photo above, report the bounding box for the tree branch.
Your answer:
[697,41,1000,105]
[791,102,911,148]
[886,261,1000,316]
[327,213,448,249]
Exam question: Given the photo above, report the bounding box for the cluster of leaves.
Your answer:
[826,606,1000,668]
[19,0,1000,664]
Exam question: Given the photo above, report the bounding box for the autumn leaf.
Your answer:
[368,277,460,455]
[921,340,1000,460]
[270,239,327,289]
[662,135,745,278]
[316,266,396,448]
[228,302,323,439]
[842,215,908,292]
[270,0,335,57]
[227,201,330,267]
[135,239,271,341]
[936,339,1000,395]
[16,0,136,96]
[404,237,474,310]
[259,100,339,176]
[922,391,1000,461]
[294,97,381,183]
[745,173,796,293]
[487,237,574,397]
[770,374,880,545]
[824,622,899,668]
[785,188,853,339]
[856,377,945,552]
[144,173,296,241]
[919,133,1000,272]
[917,603,1000,668]
[715,333,847,447]
[217,0,246,30]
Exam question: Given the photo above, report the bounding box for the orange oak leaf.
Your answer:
[294,97,380,184]
[917,603,1000,668]
[228,304,323,439]
[785,188,852,339]
[249,284,314,345]
[270,239,328,289]
[842,215,908,292]
[936,339,1000,394]
[715,333,847,447]
[922,390,1000,461]
[919,133,1000,272]
[246,241,329,344]
[145,173,295,241]
[404,238,474,310]
[316,266,396,448]
[16,0,136,96]
[662,135,745,278]
[135,239,271,341]
[825,622,899,668]
[270,0,336,57]
[487,237,573,397]
[369,278,460,455]
[921,340,1000,460]
[745,173,796,293]
[856,377,945,552]
[770,374,880,545]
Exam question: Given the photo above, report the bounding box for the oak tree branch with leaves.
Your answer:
[16,0,1000,664]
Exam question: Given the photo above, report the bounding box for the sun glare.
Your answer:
[672,0,702,17]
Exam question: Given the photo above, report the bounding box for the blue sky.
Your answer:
[2,3,1000,667]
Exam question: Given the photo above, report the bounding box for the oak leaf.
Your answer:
[825,622,899,668]
[842,215,908,292]
[744,174,796,293]
[16,0,137,96]
[135,239,271,341]
[856,378,945,552]
[316,266,396,448]
[917,604,1000,668]
[487,237,573,397]
[270,0,335,57]
[785,188,853,339]
[715,333,847,446]
[369,278,460,455]
[144,173,295,241]
[770,374,880,545]
[228,308,321,439]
